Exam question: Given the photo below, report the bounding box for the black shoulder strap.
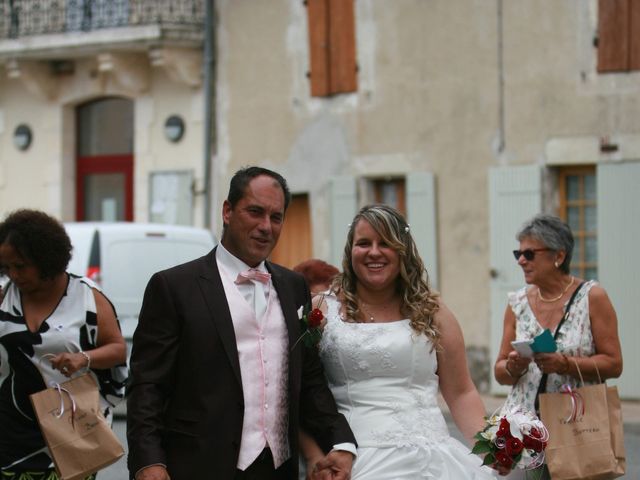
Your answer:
[552,281,586,340]
[534,281,586,412]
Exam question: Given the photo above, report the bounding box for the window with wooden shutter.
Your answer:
[558,166,598,280]
[372,178,406,217]
[597,0,640,72]
[306,0,357,96]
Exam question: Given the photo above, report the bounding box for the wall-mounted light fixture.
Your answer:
[13,124,33,151]
[164,115,185,143]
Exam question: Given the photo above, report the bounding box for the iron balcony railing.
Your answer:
[0,0,204,39]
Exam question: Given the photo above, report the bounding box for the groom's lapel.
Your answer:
[267,263,300,349]
[197,248,242,388]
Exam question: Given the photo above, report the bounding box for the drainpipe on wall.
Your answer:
[202,0,216,229]
[497,0,505,154]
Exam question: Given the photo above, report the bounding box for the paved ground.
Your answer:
[101,395,640,479]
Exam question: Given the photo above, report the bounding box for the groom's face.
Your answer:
[221,175,286,267]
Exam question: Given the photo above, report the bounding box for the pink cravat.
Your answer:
[236,269,271,319]
[236,269,271,284]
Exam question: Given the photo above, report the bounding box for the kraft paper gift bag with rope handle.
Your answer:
[29,372,124,480]
[539,359,625,480]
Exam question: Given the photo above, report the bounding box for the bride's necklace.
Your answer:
[360,302,376,323]
[537,276,574,303]
[358,298,400,323]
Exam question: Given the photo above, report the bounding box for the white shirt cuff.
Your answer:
[331,442,357,457]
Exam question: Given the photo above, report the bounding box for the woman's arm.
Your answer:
[494,304,532,385]
[562,285,622,381]
[90,288,128,367]
[50,289,127,375]
[436,301,487,443]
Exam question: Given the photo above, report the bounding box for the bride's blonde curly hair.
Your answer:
[332,204,440,345]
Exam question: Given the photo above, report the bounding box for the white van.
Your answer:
[64,222,217,351]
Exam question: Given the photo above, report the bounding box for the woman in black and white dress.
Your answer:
[0,209,128,480]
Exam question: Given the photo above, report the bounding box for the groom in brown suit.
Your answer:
[127,167,356,480]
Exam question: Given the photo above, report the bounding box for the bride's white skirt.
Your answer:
[352,438,496,480]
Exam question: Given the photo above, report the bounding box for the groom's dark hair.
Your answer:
[227,166,291,211]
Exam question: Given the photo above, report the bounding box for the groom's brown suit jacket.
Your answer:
[126,248,355,479]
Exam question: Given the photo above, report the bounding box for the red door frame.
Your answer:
[76,154,134,221]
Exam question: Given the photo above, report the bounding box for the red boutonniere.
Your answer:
[292,295,325,350]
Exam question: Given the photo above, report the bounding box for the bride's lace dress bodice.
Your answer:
[317,294,495,479]
[319,295,449,447]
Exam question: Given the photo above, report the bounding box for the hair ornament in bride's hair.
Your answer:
[404,224,410,233]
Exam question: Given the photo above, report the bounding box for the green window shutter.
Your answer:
[488,165,542,395]
[406,172,438,290]
[597,161,640,399]
[329,176,357,267]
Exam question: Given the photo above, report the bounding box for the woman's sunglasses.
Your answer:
[512,248,552,261]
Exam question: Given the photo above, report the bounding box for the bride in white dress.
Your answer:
[304,205,495,480]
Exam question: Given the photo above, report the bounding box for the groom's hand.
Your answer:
[312,450,354,480]
[135,465,170,480]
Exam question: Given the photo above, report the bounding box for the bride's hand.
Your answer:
[491,462,511,476]
[312,451,353,480]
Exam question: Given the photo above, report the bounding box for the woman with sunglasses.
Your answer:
[494,214,622,478]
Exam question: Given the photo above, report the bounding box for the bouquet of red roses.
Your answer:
[472,408,549,474]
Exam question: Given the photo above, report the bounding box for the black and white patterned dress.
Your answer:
[0,274,128,472]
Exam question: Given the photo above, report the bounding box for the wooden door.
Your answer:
[271,194,312,269]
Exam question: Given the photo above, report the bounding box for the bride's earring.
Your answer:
[554,261,560,268]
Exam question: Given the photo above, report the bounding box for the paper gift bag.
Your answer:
[30,373,124,480]
[539,382,623,480]
[606,385,626,476]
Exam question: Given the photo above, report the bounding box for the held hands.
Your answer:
[311,450,354,480]
[49,351,90,378]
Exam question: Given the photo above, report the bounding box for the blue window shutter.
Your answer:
[597,161,640,399]
[489,165,542,394]
[329,176,357,267]
[406,172,439,289]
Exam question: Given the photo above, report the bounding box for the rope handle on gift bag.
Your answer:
[558,358,586,423]
[558,359,606,427]
[38,354,78,427]
[592,357,603,384]
[534,281,586,413]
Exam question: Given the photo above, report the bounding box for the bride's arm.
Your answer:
[435,301,487,443]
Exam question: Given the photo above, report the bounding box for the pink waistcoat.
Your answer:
[220,269,290,470]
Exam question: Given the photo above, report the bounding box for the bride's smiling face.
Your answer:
[351,219,401,293]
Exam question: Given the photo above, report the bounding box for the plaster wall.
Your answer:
[0,58,206,226]
[501,0,640,168]
[214,0,640,352]
[0,76,65,216]
[215,0,499,344]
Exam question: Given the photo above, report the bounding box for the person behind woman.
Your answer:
[0,209,128,479]
[494,213,623,478]
[293,258,339,294]
[302,204,494,479]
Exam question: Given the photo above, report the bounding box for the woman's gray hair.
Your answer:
[516,213,574,274]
